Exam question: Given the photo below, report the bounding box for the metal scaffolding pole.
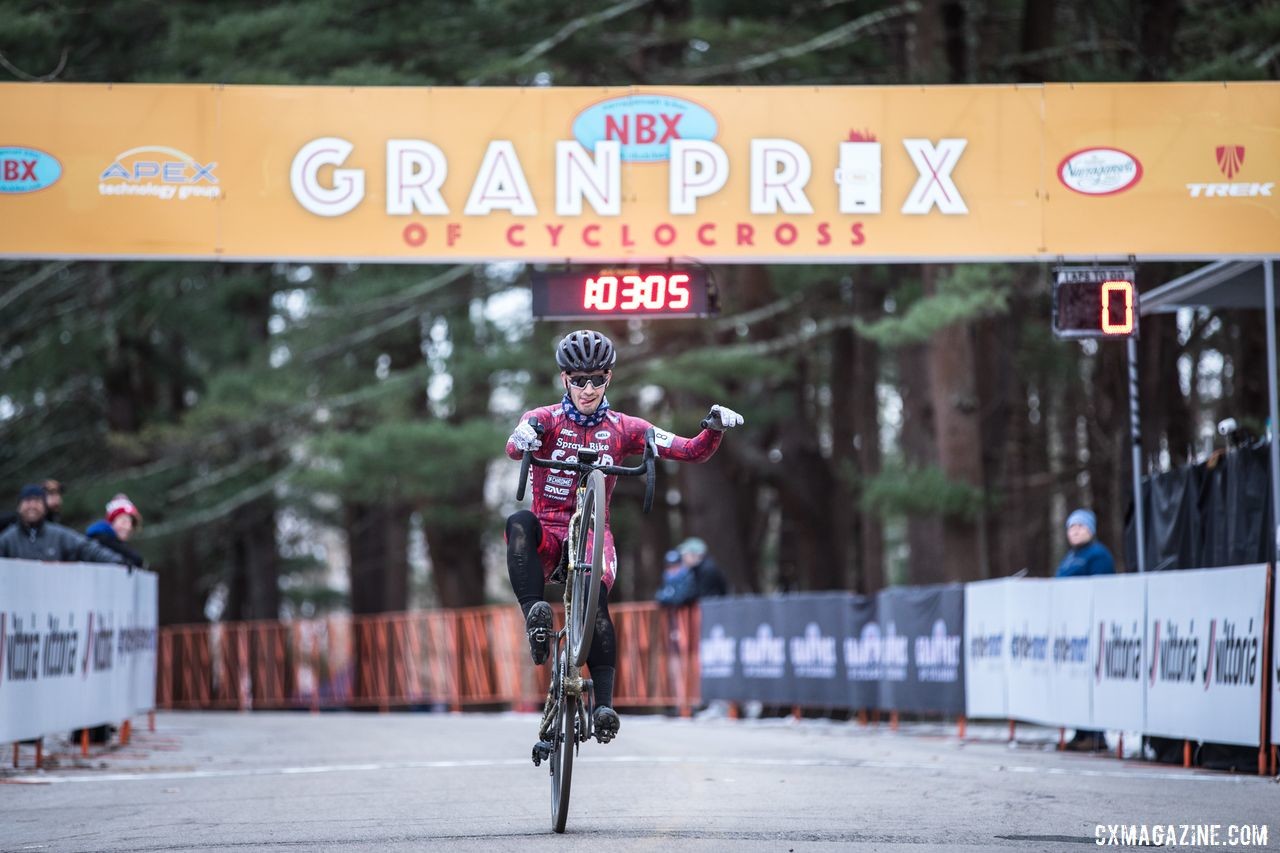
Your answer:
[1127,336,1146,573]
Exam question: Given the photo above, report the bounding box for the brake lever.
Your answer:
[515,417,544,502]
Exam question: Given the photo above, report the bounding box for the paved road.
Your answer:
[2,712,1275,852]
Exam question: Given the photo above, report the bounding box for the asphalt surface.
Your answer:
[2,712,1276,852]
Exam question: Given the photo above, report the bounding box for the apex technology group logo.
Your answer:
[100,146,220,200]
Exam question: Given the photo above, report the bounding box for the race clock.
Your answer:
[531,268,716,319]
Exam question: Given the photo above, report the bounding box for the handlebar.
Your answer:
[515,419,658,513]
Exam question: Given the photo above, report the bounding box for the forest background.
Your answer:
[2,0,1277,625]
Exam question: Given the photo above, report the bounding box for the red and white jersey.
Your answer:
[506,404,722,530]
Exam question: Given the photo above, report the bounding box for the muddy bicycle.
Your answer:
[515,418,658,833]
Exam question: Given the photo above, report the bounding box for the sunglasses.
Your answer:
[567,373,609,388]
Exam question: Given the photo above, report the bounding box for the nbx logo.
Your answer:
[1216,145,1244,179]
[605,113,683,145]
[2,160,37,181]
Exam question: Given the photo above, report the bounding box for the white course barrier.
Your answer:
[965,565,1272,749]
[0,559,157,743]
[1146,564,1269,748]
[1089,573,1145,732]
[1273,568,1279,746]
[1048,577,1093,731]
[963,579,1009,718]
[1005,579,1054,725]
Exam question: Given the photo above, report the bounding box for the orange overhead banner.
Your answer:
[0,82,1276,262]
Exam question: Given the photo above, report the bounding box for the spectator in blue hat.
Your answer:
[1056,507,1113,752]
[654,549,697,607]
[1055,508,1115,578]
[0,484,126,565]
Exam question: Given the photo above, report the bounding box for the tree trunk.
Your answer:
[346,501,411,615]
[925,267,986,582]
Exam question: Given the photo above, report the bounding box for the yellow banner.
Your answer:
[1,82,1276,262]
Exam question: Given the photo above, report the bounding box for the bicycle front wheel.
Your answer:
[550,689,576,832]
[566,468,605,668]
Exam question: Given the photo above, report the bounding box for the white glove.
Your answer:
[707,404,744,431]
[510,421,542,451]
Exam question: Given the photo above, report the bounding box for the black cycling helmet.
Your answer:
[555,329,617,372]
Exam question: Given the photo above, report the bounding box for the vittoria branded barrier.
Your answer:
[962,565,1273,753]
[156,603,701,714]
[0,559,157,743]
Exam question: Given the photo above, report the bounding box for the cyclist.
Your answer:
[505,329,743,744]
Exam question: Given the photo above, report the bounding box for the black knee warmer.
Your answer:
[506,510,544,617]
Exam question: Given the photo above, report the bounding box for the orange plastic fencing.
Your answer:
[157,603,701,714]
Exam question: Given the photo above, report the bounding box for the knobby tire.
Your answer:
[567,468,605,668]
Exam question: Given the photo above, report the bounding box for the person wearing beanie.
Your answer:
[1056,507,1114,752]
[0,484,126,565]
[1055,508,1115,578]
[677,536,729,599]
[86,494,147,571]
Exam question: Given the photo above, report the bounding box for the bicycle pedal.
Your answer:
[532,740,553,766]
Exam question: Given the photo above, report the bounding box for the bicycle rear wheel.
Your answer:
[566,468,605,668]
[550,674,576,832]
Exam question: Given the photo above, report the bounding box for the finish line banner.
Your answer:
[1,83,1276,262]
[0,559,158,743]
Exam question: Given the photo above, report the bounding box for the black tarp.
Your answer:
[1126,440,1273,571]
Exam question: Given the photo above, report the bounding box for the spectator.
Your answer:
[654,549,698,608]
[86,494,146,571]
[677,537,728,599]
[0,484,126,565]
[42,478,64,524]
[1056,507,1113,752]
[1055,508,1115,578]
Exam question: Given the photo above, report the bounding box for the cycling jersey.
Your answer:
[506,404,722,587]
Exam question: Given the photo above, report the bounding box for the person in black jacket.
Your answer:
[42,478,64,524]
[85,494,146,571]
[0,484,126,565]
[676,537,728,599]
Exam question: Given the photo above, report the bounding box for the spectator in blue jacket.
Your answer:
[1055,509,1115,578]
[86,494,147,571]
[1056,507,1113,752]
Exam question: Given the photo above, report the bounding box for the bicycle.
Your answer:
[515,418,658,833]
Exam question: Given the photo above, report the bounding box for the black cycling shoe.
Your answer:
[593,706,620,744]
[525,601,552,666]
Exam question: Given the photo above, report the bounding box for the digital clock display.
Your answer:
[1053,268,1139,339]
[531,268,714,319]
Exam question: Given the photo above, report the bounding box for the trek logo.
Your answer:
[572,94,717,163]
[1216,145,1244,179]
[0,146,62,194]
[1187,144,1273,198]
[100,146,221,201]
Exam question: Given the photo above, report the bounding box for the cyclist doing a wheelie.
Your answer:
[505,329,743,745]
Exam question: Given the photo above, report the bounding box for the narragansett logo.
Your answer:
[1057,147,1142,196]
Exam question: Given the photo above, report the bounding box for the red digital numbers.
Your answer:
[1100,280,1135,335]
[582,273,692,313]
